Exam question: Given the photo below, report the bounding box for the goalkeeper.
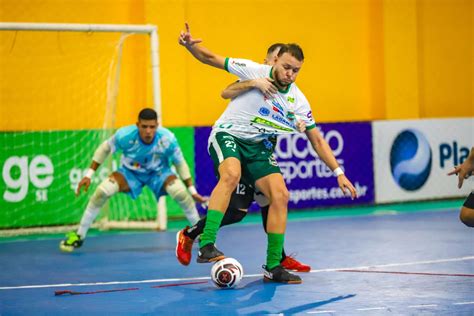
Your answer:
[60,108,206,252]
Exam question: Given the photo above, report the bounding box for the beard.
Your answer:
[274,71,292,88]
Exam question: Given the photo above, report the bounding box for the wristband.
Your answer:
[188,185,198,195]
[334,167,344,177]
[85,168,95,179]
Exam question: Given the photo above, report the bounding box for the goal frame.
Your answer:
[0,22,167,232]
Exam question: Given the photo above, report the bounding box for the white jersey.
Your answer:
[211,58,316,143]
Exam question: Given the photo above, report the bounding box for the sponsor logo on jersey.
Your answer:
[287,96,295,103]
[307,111,313,119]
[158,137,170,149]
[268,155,278,166]
[259,107,270,116]
[218,123,233,129]
[272,114,295,129]
[286,110,295,121]
[231,60,247,67]
[251,117,293,132]
[271,100,285,117]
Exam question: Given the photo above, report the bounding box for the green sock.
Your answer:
[266,233,285,270]
[199,210,224,248]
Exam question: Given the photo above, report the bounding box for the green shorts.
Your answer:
[208,132,281,184]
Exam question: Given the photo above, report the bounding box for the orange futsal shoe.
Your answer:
[281,255,311,272]
[176,227,194,266]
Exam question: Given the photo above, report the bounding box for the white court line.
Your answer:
[310,256,474,273]
[453,301,474,305]
[356,307,387,311]
[408,304,438,308]
[1,255,473,291]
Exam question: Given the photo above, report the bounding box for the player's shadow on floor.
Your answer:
[193,279,356,315]
[241,280,356,315]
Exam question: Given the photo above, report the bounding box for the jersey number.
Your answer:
[235,183,246,195]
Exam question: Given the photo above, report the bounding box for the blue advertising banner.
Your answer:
[195,122,374,212]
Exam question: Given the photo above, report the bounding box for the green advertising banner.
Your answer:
[0,127,195,228]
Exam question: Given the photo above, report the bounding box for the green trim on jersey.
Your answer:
[224,57,230,72]
[306,124,316,130]
[269,67,291,94]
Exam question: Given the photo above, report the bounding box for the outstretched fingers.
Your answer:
[339,179,357,200]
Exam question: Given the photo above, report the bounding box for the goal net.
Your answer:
[0,23,171,235]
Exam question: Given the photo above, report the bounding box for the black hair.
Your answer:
[138,108,158,121]
[277,43,304,61]
[267,43,284,55]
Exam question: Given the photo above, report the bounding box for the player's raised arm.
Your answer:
[179,22,226,69]
[305,128,358,199]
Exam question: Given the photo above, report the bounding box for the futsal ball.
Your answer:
[210,257,243,289]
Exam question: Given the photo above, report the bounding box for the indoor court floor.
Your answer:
[0,202,473,315]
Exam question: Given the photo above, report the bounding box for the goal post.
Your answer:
[0,22,169,235]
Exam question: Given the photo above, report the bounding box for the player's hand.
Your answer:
[296,119,306,133]
[192,193,208,205]
[253,78,277,98]
[179,22,202,47]
[448,164,473,189]
[337,175,358,200]
[76,177,92,196]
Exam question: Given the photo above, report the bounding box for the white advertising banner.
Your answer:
[373,118,474,203]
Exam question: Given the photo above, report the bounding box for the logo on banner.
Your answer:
[390,129,432,191]
[2,155,54,202]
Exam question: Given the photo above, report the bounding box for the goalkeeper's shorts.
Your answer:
[117,166,175,200]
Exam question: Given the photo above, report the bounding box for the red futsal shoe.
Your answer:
[176,227,194,266]
[281,255,311,272]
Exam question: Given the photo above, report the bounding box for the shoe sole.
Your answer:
[59,243,74,253]
[285,268,311,273]
[175,231,190,266]
[263,276,303,284]
[196,255,225,263]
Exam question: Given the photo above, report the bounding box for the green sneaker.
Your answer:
[59,232,83,252]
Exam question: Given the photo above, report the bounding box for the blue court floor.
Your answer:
[0,206,473,315]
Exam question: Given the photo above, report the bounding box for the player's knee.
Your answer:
[165,180,190,202]
[460,207,474,227]
[219,170,241,190]
[270,187,289,206]
[90,178,119,207]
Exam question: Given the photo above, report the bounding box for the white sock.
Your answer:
[165,179,200,225]
[77,177,119,238]
[77,205,100,238]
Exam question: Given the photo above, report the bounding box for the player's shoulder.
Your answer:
[227,58,268,72]
[156,127,179,146]
[157,126,176,139]
[114,125,138,140]
[290,84,310,104]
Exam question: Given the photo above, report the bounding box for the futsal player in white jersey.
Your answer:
[60,108,206,252]
[176,44,312,273]
[179,23,357,284]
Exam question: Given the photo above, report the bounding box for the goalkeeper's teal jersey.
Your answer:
[108,125,184,174]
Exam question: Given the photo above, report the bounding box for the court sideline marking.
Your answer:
[0,255,472,290]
